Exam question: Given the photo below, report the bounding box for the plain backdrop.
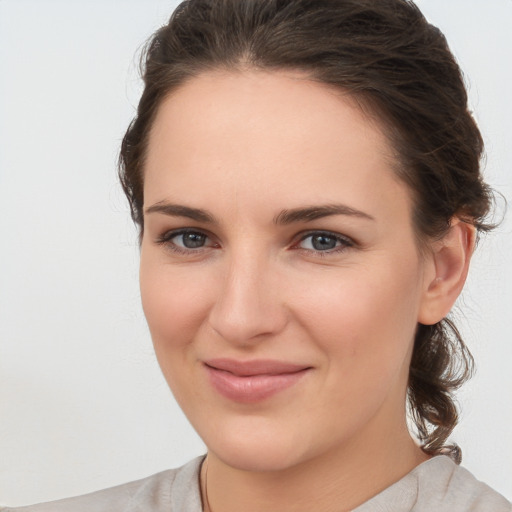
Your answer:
[0,0,511,506]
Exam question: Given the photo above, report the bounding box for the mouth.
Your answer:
[203,358,312,403]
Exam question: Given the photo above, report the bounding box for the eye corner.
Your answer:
[291,230,355,256]
[154,227,220,256]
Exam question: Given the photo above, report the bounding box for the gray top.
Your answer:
[2,455,510,511]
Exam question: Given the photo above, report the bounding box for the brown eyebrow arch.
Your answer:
[274,204,375,224]
[144,202,217,224]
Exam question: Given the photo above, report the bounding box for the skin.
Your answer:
[139,69,474,511]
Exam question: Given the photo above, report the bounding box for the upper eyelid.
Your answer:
[155,231,210,253]
[155,229,218,255]
[157,227,214,241]
[155,227,355,249]
[295,230,354,244]
[291,232,355,261]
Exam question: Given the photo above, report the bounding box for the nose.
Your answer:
[207,250,288,345]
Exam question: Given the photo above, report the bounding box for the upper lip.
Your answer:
[204,358,311,377]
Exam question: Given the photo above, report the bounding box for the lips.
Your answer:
[204,358,311,403]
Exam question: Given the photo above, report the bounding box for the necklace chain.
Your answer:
[202,455,213,512]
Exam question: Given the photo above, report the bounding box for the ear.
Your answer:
[418,219,476,325]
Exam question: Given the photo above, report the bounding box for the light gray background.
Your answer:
[0,0,511,506]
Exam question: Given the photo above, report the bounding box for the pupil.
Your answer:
[183,232,205,248]
[312,235,336,251]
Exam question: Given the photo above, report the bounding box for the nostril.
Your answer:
[205,259,289,344]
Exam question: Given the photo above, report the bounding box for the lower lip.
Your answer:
[205,366,310,403]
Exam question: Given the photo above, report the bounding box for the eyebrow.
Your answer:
[144,201,375,225]
[274,204,375,224]
[144,202,217,223]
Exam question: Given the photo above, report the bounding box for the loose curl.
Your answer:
[119,0,495,460]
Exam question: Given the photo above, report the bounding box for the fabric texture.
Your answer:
[2,455,510,511]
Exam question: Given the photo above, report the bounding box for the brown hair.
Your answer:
[119,0,494,460]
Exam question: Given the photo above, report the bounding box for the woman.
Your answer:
[2,0,511,510]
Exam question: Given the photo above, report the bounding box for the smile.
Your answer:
[203,359,312,403]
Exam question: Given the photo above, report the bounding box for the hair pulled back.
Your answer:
[119,0,494,460]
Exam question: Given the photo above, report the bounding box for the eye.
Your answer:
[173,231,208,249]
[295,231,353,254]
[156,229,217,254]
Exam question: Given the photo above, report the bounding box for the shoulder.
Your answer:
[1,456,204,512]
[403,455,511,512]
[416,456,512,512]
[354,455,511,512]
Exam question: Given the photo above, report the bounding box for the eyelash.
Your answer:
[294,231,354,257]
[155,229,354,257]
[155,229,217,256]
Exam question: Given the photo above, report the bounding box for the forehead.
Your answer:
[147,69,390,161]
[144,69,410,223]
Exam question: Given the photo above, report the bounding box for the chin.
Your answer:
[196,416,304,472]
[212,438,305,473]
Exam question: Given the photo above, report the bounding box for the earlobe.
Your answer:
[418,219,476,325]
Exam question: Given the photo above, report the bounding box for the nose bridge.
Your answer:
[208,244,286,344]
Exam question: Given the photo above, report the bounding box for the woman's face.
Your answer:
[140,70,433,471]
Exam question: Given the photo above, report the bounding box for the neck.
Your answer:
[201,420,429,512]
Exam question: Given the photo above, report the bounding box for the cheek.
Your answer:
[139,260,219,412]
[293,261,422,380]
[139,255,214,365]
